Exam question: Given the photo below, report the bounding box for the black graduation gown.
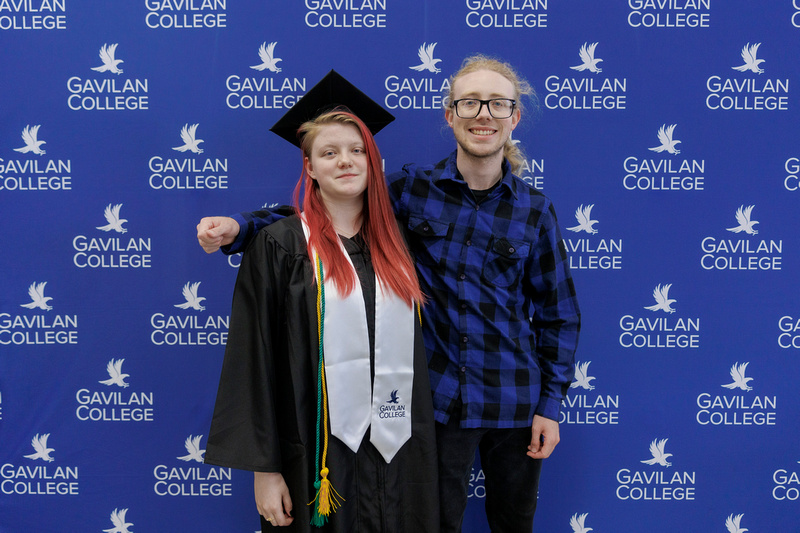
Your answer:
[205,215,438,532]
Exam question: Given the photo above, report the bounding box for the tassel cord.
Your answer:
[309,255,343,526]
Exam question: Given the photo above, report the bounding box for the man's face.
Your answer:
[445,69,520,161]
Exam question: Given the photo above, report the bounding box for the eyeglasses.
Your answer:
[451,98,516,119]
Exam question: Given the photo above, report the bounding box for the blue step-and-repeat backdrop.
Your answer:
[1,1,799,532]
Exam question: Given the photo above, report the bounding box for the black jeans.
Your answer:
[436,417,542,533]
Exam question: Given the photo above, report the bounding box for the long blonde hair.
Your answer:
[445,54,535,175]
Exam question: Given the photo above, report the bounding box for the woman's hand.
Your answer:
[254,472,294,527]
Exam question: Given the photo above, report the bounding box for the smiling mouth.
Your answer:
[470,128,495,136]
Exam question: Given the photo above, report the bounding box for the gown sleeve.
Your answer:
[205,228,289,472]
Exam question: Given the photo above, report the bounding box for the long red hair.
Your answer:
[292,109,422,307]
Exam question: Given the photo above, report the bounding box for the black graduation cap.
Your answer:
[269,69,395,148]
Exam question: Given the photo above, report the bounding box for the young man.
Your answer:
[198,55,580,532]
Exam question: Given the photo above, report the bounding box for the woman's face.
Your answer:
[304,122,368,205]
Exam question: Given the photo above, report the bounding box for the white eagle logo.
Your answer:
[643,284,676,314]
[177,435,206,463]
[91,43,124,75]
[721,362,753,392]
[570,42,603,74]
[250,41,282,72]
[726,205,759,235]
[725,513,748,533]
[640,438,673,467]
[24,433,55,462]
[172,123,204,154]
[20,282,53,311]
[570,361,596,391]
[566,204,599,234]
[648,124,681,155]
[104,508,133,533]
[570,512,593,533]
[732,43,764,74]
[409,42,442,74]
[96,203,128,234]
[99,359,130,388]
[174,282,206,311]
[13,124,46,155]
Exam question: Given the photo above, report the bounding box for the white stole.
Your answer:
[302,220,414,463]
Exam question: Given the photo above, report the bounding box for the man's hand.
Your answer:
[196,216,239,254]
[527,414,560,459]
[254,472,294,527]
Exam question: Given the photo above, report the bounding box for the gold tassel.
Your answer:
[310,467,343,526]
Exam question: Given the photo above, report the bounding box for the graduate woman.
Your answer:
[204,72,438,532]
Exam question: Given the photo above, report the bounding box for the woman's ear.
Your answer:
[304,156,315,180]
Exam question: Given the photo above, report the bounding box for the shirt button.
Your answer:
[508,247,515,253]
[460,302,467,309]
[459,273,466,280]
[466,240,472,246]
[423,225,430,232]
[462,336,468,343]
[460,366,467,373]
